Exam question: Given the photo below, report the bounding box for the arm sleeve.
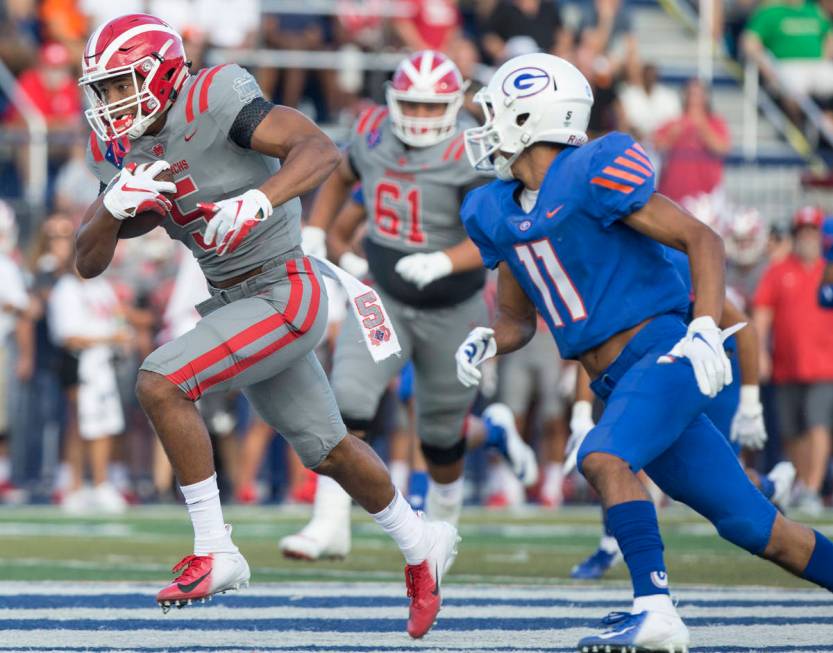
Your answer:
[587,132,656,228]
[228,96,274,149]
[753,265,777,310]
[461,190,502,270]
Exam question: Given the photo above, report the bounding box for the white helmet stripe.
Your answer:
[98,24,180,69]
[419,50,434,77]
[85,22,108,66]
[401,58,421,85]
[427,59,456,84]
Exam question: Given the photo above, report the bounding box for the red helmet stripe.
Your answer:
[185,68,210,123]
[198,64,229,115]
[89,132,104,162]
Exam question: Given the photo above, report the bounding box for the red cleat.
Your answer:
[156,548,250,613]
[405,520,459,638]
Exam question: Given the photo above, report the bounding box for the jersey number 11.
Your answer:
[515,240,587,327]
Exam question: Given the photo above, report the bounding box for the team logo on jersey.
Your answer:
[233,76,260,104]
[369,325,391,346]
[151,143,165,158]
[367,128,383,149]
[519,220,532,232]
[502,67,551,98]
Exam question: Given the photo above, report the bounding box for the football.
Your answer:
[117,167,176,239]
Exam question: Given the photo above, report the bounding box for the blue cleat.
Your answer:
[571,546,623,580]
[577,610,689,653]
[482,403,539,487]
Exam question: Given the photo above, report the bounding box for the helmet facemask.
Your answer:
[80,55,164,142]
[386,86,463,148]
[464,89,533,180]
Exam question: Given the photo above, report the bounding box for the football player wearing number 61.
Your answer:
[456,52,833,652]
[76,14,460,638]
[287,50,539,569]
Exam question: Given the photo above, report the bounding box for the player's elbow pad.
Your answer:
[819,283,833,308]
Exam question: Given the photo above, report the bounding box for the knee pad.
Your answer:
[713,507,776,555]
[421,438,466,466]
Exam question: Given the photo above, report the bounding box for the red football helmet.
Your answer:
[386,50,465,148]
[79,13,189,141]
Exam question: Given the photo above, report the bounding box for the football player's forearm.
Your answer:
[258,134,341,210]
[688,228,726,323]
[493,310,536,355]
[307,158,355,231]
[75,201,121,278]
[723,298,758,386]
[444,239,483,273]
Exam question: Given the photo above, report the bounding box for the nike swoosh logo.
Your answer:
[177,571,210,593]
[184,129,198,141]
[692,332,716,352]
[598,625,636,640]
[546,205,564,218]
[431,563,439,596]
[121,184,153,193]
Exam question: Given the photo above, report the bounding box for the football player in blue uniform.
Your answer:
[455,53,833,652]
[570,246,796,581]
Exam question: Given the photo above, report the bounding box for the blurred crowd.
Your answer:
[0,0,833,515]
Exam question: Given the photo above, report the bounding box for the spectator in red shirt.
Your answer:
[393,0,461,53]
[653,79,731,204]
[754,206,833,514]
[9,42,81,129]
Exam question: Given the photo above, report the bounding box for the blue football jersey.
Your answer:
[461,132,689,359]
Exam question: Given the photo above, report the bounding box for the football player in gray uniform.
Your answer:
[285,51,538,561]
[75,14,457,638]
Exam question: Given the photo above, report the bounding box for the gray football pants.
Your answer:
[331,287,487,451]
[141,252,346,468]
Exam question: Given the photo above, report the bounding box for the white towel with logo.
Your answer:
[310,256,400,362]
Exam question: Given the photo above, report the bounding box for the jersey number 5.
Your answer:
[515,240,587,327]
[374,181,425,246]
[169,175,213,251]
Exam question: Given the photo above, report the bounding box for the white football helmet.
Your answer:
[465,53,593,180]
[681,192,727,236]
[725,207,767,267]
[0,200,18,256]
[386,50,465,148]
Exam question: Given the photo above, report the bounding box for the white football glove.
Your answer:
[339,251,368,278]
[103,160,176,220]
[301,225,327,258]
[455,326,497,387]
[564,400,594,475]
[730,385,767,450]
[395,251,453,290]
[657,317,746,398]
[199,189,272,256]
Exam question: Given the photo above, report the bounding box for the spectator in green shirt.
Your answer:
[743,1,833,113]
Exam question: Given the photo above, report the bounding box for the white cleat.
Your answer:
[280,476,352,560]
[767,461,796,509]
[482,403,539,487]
[578,610,690,653]
[279,514,351,560]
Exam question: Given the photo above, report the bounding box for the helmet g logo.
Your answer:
[502,67,551,98]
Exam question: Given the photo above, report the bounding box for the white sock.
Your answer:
[633,593,677,617]
[0,456,9,484]
[372,489,429,564]
[389,460,410,496]
[426,476,464,526]
[599,534,620,555]
[180,474,237,555]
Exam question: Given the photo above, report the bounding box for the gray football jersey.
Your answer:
[347,106,489,254]
[86,64,301,283]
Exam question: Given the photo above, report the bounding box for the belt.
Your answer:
[210,264,265,289]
